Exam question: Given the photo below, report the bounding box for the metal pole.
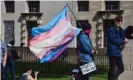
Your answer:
[66,4,83,29]
[67,4,77,20]
[67,4,103,65]
[66,4,82,66]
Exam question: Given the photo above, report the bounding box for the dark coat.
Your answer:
[107,26,125,57]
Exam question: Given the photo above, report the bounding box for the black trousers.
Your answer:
[108,56,124,80]
[1,63,6,80]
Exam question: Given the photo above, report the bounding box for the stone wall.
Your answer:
[119,40,133,80]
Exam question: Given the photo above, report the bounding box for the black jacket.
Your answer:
[7,44,20,61]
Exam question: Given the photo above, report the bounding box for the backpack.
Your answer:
[7,45,20,61]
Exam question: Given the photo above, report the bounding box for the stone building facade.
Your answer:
[1,1,133,80]
[1,1,133,48]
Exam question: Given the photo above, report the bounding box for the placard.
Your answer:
[80,61,96,75]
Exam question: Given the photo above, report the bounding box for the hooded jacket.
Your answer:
[77,31,93,63]
[107,26,125,57]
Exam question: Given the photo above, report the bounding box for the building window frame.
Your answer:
[105,1,120,10]
[76,20,89,28]
[26,21,38,41]
[77,1,89,12]
[4,21,15,44]
[27,1,40,13]
[4,1,15,13]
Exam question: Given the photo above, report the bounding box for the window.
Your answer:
[103,19,114,47]
[5,1,15,13]
[76,20,89,29]
[26,21,38,41]
[77,1,89,11]
[4,21,14,44]
[105,1,120,10]
[27,1,40,12]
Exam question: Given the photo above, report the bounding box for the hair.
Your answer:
[81,22,92,30]
[25,67,32,71]
[115,16,123,22]
[20,43,25,47]
[9,40,15,45]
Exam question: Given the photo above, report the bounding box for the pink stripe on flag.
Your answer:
[49,39,72,62]
[36,30,74,59]
[29,18,69,47]
[34,30,75,59]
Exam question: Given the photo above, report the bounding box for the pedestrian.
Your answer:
[107,16,128,80]
[5,40,20,80]
[77,22,97,80]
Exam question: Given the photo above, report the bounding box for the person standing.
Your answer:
[6,40,20,80]
[77,22,97,80]
[107,16,128,80]
[1,41,7,80]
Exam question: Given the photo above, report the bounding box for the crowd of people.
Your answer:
[1,16,129,80]
[72,16,128,80]
[0,40,39,80]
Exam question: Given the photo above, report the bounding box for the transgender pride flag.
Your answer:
[29,5,81,63]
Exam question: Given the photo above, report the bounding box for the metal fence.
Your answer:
[14,47,109,78]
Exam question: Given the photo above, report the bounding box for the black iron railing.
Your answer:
[14,47,109,78]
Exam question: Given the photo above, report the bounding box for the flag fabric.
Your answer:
[29,6,81,63]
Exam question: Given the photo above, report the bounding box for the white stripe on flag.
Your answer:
[29,22,73,55]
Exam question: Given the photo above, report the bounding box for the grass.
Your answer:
[7,61,108,80]
[38,75,107,80]
[13,75,107,80]
[38,75,71,80]
[10,75,107,80]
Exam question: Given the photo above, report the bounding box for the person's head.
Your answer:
[82,22,92,36]
[20,43,25,47]
[26,67,33,75]
[9,40,15,46]
[115,16,123,27]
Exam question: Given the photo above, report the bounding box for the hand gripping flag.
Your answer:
[29,5,81,63]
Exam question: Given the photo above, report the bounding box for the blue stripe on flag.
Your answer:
[40,38,73,63]
[32,6,69,37]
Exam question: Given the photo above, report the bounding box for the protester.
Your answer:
[5,40,20,80]
[19,67,39,80]
[107,16,128,80]
[77,22,97,80]
[82,23,98,60]
[1,41,7,80]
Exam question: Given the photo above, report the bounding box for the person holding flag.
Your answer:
[77,22,97,80]
[29,5,81,63]
[29,4,97,80]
